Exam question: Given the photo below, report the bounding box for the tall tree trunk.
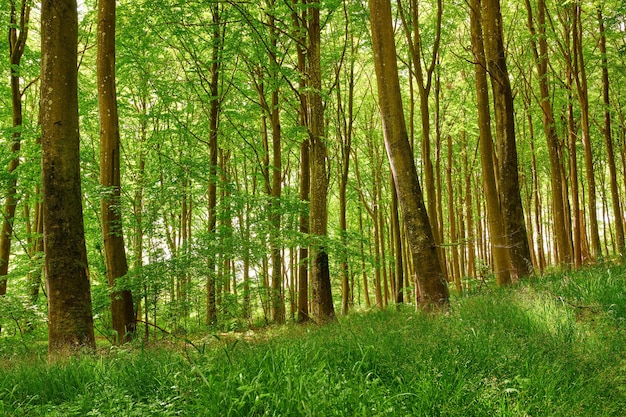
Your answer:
[557,8,583,267]
[469,0,511,285]
[308,0,334,321]
[206,4,222,325]
[482,0,533,279]
[525,0,572,267]
[369,0,449,307]
[98,0,134,344]
[391,175,404,304]
[572,3,602,260]
[292,0,310,323]
[42,0,95,355]
[462,131,476,280]
[0,0,30,302]
[337,36,355,315]
[398,0,446,275]
[598,8,625,256]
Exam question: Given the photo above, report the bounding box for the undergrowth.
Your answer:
[1,264,625,416]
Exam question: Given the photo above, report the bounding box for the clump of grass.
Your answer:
[1,265,625,416]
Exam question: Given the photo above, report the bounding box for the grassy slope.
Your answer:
[1,265,625,416]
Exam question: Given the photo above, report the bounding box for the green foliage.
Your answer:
[2,266,625,416]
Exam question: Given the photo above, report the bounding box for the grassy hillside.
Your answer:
[1,265,625,416]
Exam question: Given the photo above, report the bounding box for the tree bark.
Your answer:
[98,0,135,344]
[598,8,625,256]
[369,0,449,307]
[42,0,95,355]
[469,0,511,285]
[0,0,30,301]
[524,0,572,266]
[206,4,222,325]
[481,0,533,280]
[308,0,334,321]
[572,3,602,260]
[292,0,310,323]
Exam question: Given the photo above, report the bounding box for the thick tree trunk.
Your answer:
[98,0,134,344]
[42,0,95,355]
[369,0,449,307]
[308,0,334,321]
[482,0,533,280]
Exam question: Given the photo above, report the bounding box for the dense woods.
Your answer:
[1,0,626,352]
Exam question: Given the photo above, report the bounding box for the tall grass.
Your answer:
[1,265,625,416]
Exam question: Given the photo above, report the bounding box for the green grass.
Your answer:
[1,264,625,416]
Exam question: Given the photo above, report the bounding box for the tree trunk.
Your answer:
[469,0,512,285]
[391,175,404,304]
[206,4,222,325]
[369,0,449,307]
[398,0,446,275]
[0,0,30,302]
[572,3,602,260]
[337,37,355,315]
[98,0,134,344]
[42,0,95,355]
[481,0,533,279]
[524,0,572,267]
[292,0,310,323]
[598,8,625,256]
[308,0,334,321]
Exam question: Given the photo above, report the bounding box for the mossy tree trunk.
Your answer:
[41,0,95,356]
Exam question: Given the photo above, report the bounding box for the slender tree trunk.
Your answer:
[337,39,354,315]
[98,0,134,344]
[572,3,602,260]
[206,4,222,325]
[42,0,95,355]
[0,0,30,301]
[598,8,625,256]
[369,0,449,307]
[358,203,371,309]
[446,134,461,292]
[463,131,476,280]
[525,0,572,267]
[391,175,404,304]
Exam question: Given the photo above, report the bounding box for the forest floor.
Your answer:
[1,264,625,416]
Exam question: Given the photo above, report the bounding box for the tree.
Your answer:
[572,2,602,260]
[369,0,449,307]
[308,0,334,321]
[0,0,30,301]
[597,7,624,256]
[98,0,135,344]
[41,0,95,355]
[469,0,511,286]
[524,0,572,267]
[398,0,446,274]
[482,0,533,280]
